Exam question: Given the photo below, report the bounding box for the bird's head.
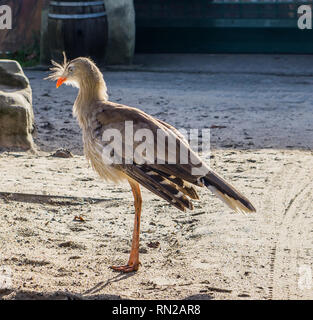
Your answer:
[46,52,108,101]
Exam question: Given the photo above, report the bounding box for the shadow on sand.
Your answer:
[0,191,121,207]
[0,272,214,300]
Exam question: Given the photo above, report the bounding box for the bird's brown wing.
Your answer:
[89,100,256,213]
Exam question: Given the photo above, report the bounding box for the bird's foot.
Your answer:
[110,261,141,273]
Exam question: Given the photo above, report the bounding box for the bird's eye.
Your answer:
[68,66,74,73]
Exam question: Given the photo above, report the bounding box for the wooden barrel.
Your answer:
[47,0,108,64]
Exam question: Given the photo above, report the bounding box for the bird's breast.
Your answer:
[82,130,127,184]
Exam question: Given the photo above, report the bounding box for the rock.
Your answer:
[147,241,160,249]
[39,1,50,66]
[51,149,73,158]
[0,60,35,151]
[104,0,136,65]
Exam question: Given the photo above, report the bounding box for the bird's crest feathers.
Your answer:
[45,52,68,82]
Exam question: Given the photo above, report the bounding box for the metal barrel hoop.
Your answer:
[49,1,106,20]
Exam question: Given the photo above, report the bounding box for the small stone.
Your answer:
[147,241,160,249]
[51,149,73,158]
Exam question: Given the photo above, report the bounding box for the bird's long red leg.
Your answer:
[111,180,142,273]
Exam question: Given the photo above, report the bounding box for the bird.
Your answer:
[46,53,256,273]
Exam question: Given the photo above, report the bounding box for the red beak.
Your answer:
[56,77,67,88]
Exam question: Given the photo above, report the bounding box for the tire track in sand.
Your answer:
[266,153,313,300]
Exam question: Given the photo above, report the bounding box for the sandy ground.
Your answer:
[0,54,312,300]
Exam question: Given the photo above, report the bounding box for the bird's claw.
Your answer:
[110,262,140,273]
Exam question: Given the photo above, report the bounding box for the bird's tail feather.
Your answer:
[200,172,256,214]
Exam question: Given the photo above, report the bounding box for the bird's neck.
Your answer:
[76,77,108,105]
[73,77,108,128]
